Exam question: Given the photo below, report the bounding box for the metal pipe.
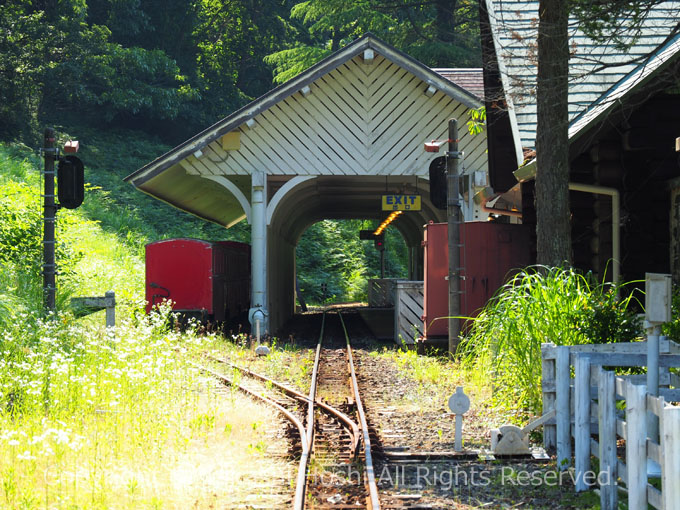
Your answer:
[568,182,620,282]
[250,170,268,330]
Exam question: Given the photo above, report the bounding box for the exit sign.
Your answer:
[382,194,421,211]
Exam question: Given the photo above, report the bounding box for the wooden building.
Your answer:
[480,0,680,284]
[125,34,488,332]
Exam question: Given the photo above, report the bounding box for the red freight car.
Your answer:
[145,238,250,322]
[422,222,531,340]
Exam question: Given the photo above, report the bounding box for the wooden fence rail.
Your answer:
[541,340,680,510]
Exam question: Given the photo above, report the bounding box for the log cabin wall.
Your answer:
[521,92,680,283]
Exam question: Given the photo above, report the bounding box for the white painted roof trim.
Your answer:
[125,33,482,188]
[484,0,526,167]
[569,34,680,141]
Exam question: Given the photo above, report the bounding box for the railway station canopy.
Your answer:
[125,33,489,331]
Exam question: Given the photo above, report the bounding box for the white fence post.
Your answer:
[556,345,571,469]
[574,355,591,492]
[541,343,557,450]
[105,290,116,329]
[661,405,680,510]
[625,380,648,510]
[598,368,617,510]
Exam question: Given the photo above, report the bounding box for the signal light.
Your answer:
[57,156,84,209]
[374,238,385,251]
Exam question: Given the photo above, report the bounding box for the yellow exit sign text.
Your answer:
[382,195,421,211]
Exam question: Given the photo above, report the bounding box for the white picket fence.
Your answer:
[541,341,680,509]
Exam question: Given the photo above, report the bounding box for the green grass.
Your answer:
[0,141,298,508]
[460,265,642,414]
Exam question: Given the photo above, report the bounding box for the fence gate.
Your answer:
[394,280,424,346]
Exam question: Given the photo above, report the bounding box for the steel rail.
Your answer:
[211,357,361,456]
[191,362,308,453]
[338,311,381,509]
[192,359,312,510]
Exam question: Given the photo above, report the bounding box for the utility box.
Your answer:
[145,238,250,322]
[422,222,531,341]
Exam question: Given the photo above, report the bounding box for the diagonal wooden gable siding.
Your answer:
[181,55,487,177]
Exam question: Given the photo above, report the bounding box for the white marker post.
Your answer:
[448,386,470,452]
[645,273,671,477]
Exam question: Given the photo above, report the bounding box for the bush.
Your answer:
[460,266,643,414]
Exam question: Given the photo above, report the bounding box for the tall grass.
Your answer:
[460,266,642,415]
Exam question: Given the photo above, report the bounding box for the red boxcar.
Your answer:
[145,238,250,322]
[422,222,531,340]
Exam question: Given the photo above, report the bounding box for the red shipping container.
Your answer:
[422,222,531,340]
[145,238,250,321]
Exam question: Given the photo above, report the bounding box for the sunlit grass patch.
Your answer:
[215,336,315,394]
[0,311,294,509]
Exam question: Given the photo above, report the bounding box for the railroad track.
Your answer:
[195,310,381,509]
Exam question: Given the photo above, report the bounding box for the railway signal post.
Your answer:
[42,128,57,312]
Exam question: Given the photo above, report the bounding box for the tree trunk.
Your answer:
[535,0,571,267]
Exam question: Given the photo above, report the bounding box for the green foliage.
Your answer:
[296,219,408,304]
[662,286,680,341]
[267,0,481,83]
[467,106,486,136]
[575,281,642,345]
[461,266,643,413]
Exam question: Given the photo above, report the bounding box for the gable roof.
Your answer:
[125,33,482,188]
[432,68,484,99]
[485,0,680,164]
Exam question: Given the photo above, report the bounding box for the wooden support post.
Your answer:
[597,368,617,510]
[574,355,591,492]
[105,290,115,329]
[541,343,557,450]
[556,345,571,468]
[625,380,647,510]
[447,118,461,356]
[661,405,680,510]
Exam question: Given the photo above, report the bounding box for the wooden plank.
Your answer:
[662,406,680,510]
[647,439,662,465]
[617,459,628,485]
[272,92,360,171]
[394,100,472,176]
[257,108,323,174]
[570,352,680,367]
[617,418,627,440]
[647,394,666,418]
[541,344,557,450]
[598,368,617,510]
[179,159,201,176]
[542,343,558,360]
[659,388,680,402]
[574,356,591,492]
[376,96,468,175]
[590,437,599,458]
[368,82,443,163]
[286,87,364,174]
[625,380,648,510]
[647,485,663,510]
[615,376,627,399]
[299,84,368,159]
[556,345,571,468]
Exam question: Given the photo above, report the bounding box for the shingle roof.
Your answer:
[433,68,484,99]
[485,0,680,161]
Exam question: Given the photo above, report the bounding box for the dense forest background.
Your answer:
[0,0,481,304]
